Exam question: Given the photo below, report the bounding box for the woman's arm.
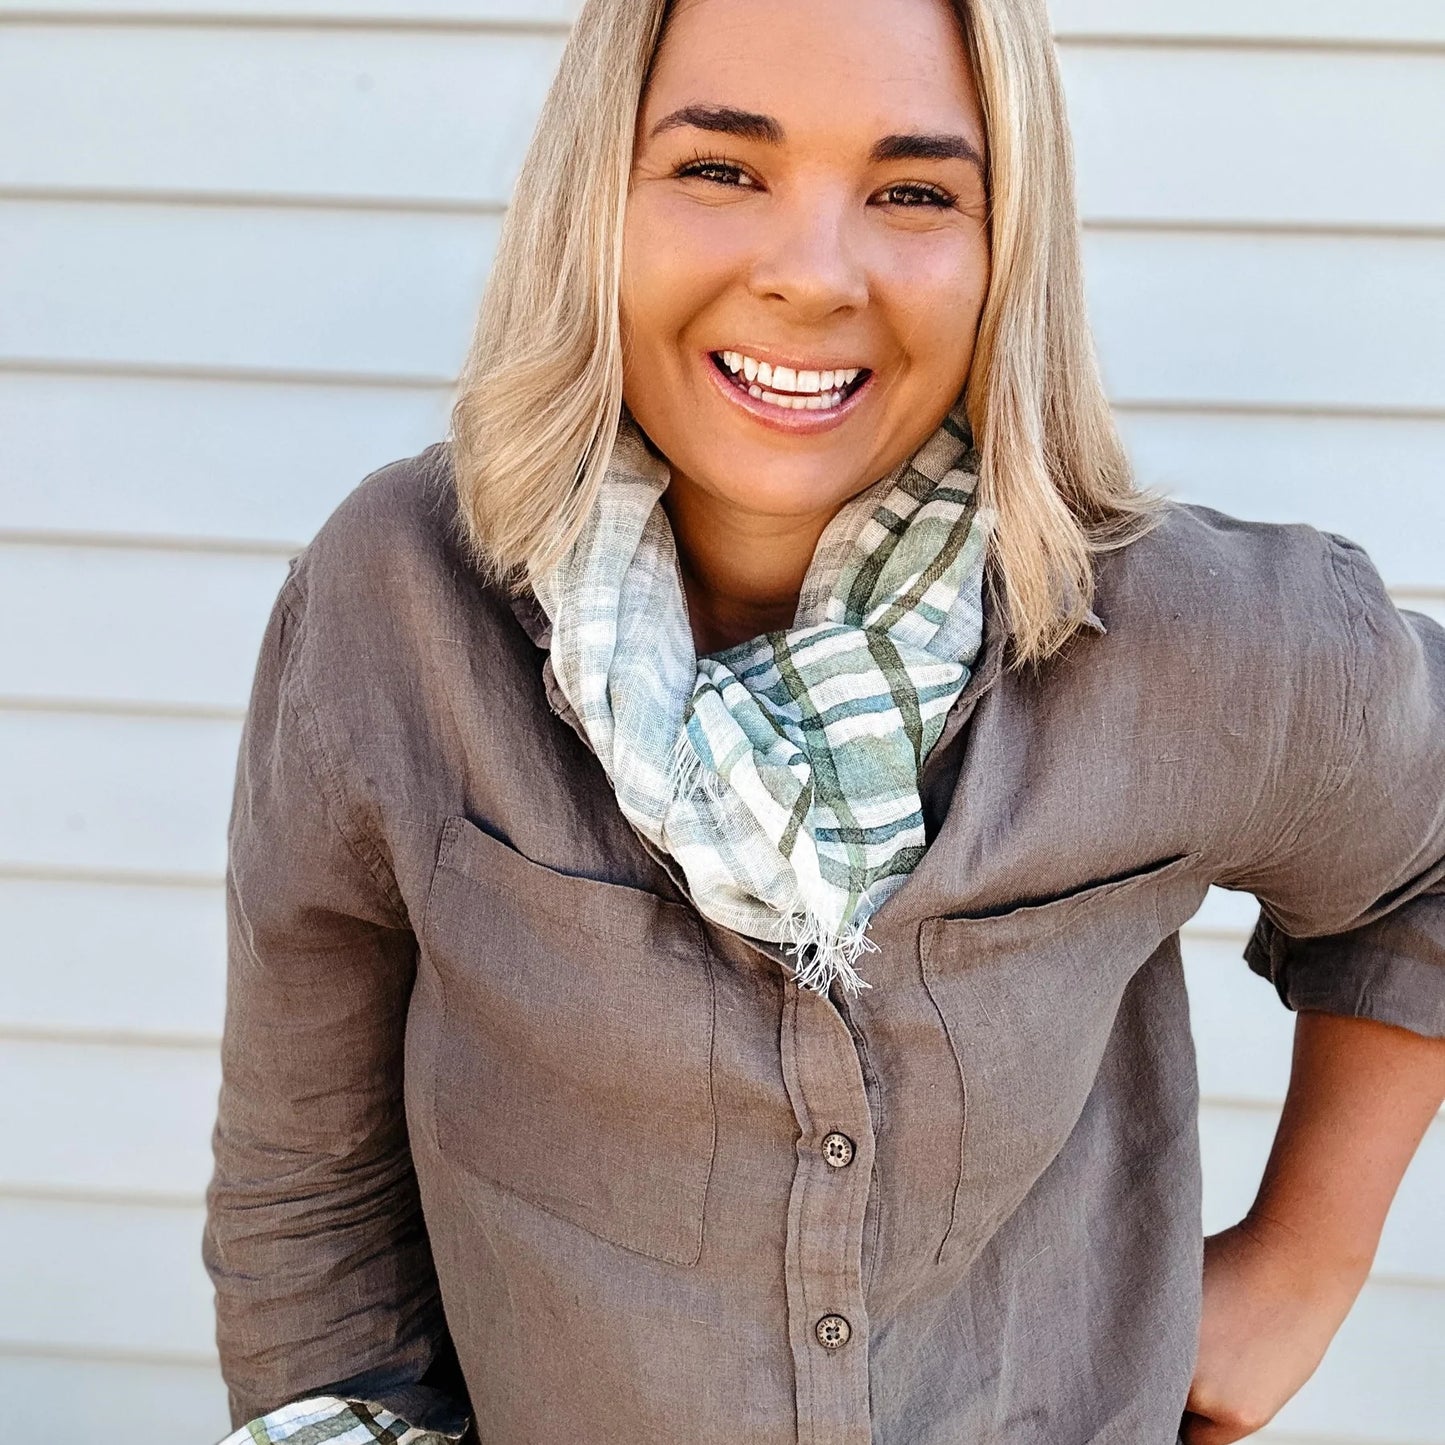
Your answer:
[203,570,471,1439]
[1252,1009,1445,1273]
[1185,533,1445,1443]
[1183,1011,1445,1445]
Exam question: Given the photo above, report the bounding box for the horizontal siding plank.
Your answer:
[1265,1280,1445,1442]
[0,545,289,710]
[1396,592,1445,628]
[1082,230,1445,412]
[12,0,1445,45]
[1051,0,1445,46]
[4,542,1434,717]
[0,26,562,205]
[2,28,1439,229]
[0,372,449,545]
[6,0,577,18]
[0,875,1389,1065]
[1185,924,1445,1110]
[1190,883,1265,937]
[0,878,225,1037]
[1059,48,1445,229]
[0,712,238,877]
[5,1189,1441,1435]
[0,1039,220,1198]
[1201,1103,1445,1283]
[6,1032,1441,1280]
[5,201,1441,412]
[1122,411,1445,590]
[0,878,1396,1096]
[1183,935,1296,1104]
[4,624,1441,865]
[0,1196,215,1357]
[6,376,1442,573]
[0,200,496,378]
[0,1354,228,1445]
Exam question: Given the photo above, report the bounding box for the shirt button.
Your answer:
[815,1314,852,1350]
[822,1132,856,1168]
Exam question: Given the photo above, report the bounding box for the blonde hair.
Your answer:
[449,0,1167,669]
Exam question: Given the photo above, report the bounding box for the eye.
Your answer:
[877,182,958,209]
[673,153,758,190]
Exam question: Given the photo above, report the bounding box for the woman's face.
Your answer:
[621,0,991,527]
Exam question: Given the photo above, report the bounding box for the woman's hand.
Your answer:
[1180,1212,1369,1444]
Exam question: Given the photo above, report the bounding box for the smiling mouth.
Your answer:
[709,351,873,412]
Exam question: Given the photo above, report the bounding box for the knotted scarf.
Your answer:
[533,394,992,997]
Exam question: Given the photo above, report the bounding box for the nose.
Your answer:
[746,186,870,320]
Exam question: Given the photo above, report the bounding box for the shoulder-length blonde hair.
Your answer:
[449,0,1167,669]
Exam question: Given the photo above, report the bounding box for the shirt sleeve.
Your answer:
[1229,531,1445,1039]
[202,568,475,1440]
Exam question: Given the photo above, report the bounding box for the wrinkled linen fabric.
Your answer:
[204,442,1445,1445]
[532,396,991,996]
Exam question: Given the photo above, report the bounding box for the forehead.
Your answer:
[645,0,983,134]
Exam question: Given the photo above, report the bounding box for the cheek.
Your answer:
[875,229,991,356]
[621,195,743,346]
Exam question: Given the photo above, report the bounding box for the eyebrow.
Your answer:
[648,104,986,172]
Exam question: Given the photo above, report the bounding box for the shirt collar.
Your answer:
[508,579,552,649]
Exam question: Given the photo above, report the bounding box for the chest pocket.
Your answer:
[419,815,717,1267]
[920,852,1205,1268]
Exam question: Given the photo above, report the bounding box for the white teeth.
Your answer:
[716,351,867,404]
[746,384,848,411]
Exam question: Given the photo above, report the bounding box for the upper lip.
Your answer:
[710,346,871,373]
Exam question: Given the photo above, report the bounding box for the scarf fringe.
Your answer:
[673,727,880,998]
[779,908,879,998]
[668,725,726,806]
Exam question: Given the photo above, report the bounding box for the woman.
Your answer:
[203,0,1445,1442]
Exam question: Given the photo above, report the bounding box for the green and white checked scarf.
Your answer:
[533,394,992,997]
[217,1395,464,1444]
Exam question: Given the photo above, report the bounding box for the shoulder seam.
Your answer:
[1308,531,1374,830]
[1251,530,1368,888]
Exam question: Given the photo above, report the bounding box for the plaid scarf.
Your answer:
[533,395,991,997]
[216,1395,464,1443]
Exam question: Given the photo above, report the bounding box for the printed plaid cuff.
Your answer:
[216,1394,469,1444]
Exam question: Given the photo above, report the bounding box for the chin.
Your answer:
[695,439,865,508]
[707,468,862,520]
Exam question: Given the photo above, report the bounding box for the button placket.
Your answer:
[778,985,875,1443]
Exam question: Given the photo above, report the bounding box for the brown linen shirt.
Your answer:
[203,442,1445,1445]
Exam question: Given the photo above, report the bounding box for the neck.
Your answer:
[662,480,832,657]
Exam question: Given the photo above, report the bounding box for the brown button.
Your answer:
[815,1314,851,1350]
[822,1132,856,1168]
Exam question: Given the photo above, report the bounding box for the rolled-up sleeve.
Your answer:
[202,569,473,1437]
[1231,531,1445,1039]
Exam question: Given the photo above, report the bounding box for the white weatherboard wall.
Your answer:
[1,2,1441,1441]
